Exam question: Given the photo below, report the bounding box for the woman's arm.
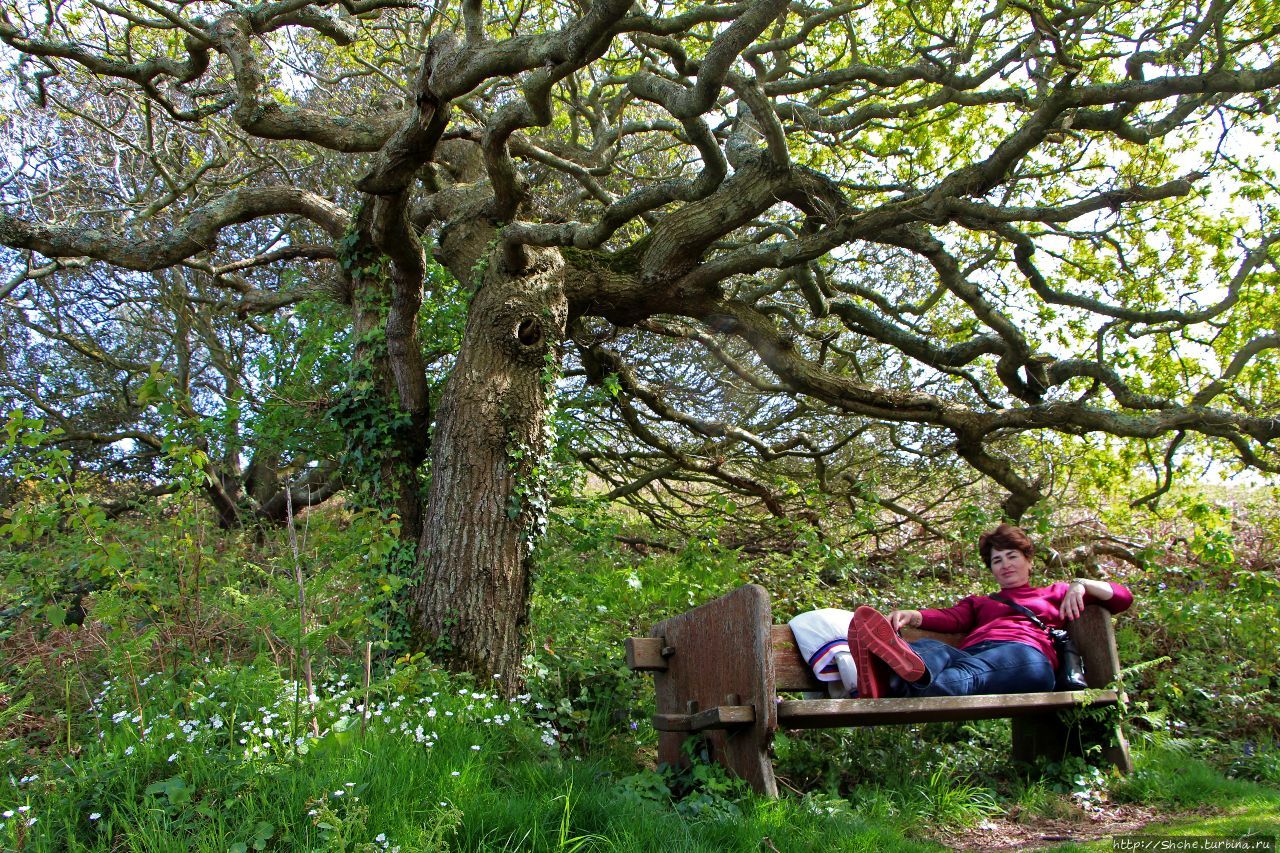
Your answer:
[913,598,980,633]
[1059,578,1126,620]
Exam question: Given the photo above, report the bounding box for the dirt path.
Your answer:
[936,803,1161,850]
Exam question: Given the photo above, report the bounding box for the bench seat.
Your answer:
[777,690,1119,728]
[651,690,1119,733]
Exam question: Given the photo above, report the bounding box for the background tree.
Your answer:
[2,0,1279,686]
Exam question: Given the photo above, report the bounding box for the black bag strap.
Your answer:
[989,593,1050,634]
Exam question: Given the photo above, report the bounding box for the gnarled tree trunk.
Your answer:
[410,246,567,688]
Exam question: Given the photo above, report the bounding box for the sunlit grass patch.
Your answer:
[1,652,952,852]
[0,659,561,851]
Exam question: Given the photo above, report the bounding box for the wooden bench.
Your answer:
[625,583,1132,797]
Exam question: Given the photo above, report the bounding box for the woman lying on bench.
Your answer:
[851,523,1133,699]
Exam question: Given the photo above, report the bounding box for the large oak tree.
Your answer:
[3,0,1279,684]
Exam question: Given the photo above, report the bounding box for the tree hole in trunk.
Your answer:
[516,317,544,348]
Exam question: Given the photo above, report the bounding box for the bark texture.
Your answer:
[411,246,567,687]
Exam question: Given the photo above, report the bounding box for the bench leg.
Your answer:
[718,728,776,797]
[1011,711,1070,766]
[1100,721,1133,774]
[657,729,777,797]
[1012,712,1133,774]
[657,731,684,773]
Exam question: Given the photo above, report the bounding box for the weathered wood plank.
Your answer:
[691,704,754,730]
[777,690,1119,728]
[771,624,821,692]
[651,584,778,796]
[652,705,756,732]
[625,637,667,671]
[1070,606,1122,689]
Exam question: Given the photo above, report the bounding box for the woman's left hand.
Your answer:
[1059,581,1087,620]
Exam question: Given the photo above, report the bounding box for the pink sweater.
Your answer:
[916,582,1134,668]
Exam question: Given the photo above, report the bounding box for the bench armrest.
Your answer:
[1069,604,1123,689]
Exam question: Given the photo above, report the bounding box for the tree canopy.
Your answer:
[2,0,1279,682]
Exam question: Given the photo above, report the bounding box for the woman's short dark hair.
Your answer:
[978,523,1035,567]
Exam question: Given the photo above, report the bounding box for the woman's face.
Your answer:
[989,547,1032,589]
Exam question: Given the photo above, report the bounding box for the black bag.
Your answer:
[991,594,1088,691]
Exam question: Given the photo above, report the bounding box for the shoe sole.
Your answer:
[854,606,927,682]
[848,622,887,698]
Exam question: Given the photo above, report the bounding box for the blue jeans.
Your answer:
[889,639,1054,697]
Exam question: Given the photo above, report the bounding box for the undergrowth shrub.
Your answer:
[1119,565,1280,740]
[1227,738,1280,785]
[525,514,750,762]
[618,737,751,820]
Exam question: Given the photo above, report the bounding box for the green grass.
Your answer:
[0,657,940,852]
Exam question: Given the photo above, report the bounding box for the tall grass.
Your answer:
[1,656,940,852]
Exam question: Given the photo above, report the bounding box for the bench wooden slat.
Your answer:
[653,705,756,732]
[777,689,1119,728]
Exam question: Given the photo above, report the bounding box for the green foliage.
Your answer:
[618,737,750,820]
[327,375,415,505]
[1227,740,1280,786]
[524,510,752,759]
[243,296,351,469]
[0,409,215,638]
[330,234,469,528]
[1117,557,1280,740]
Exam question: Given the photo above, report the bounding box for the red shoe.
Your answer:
[848,618,890,698]
[854,606,927,683]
